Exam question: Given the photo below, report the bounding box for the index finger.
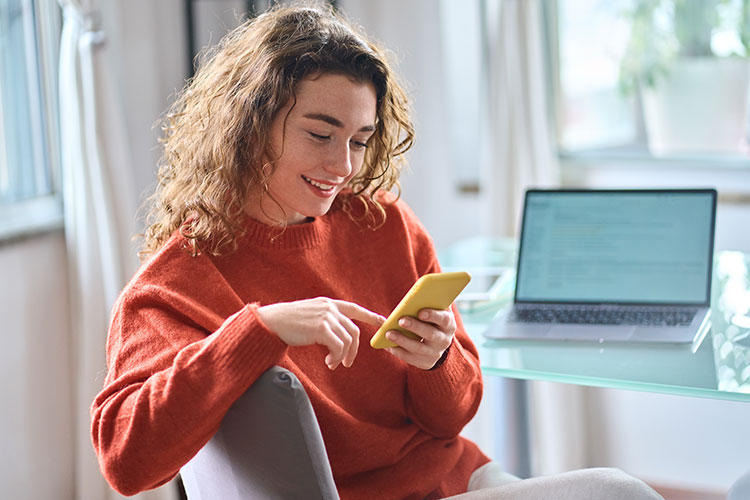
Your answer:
[333,300,386,326]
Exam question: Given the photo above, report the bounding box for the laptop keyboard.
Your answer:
[510,305,697,326]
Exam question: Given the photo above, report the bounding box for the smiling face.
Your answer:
[245,72,378,225]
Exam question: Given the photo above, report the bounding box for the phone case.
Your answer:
[370,271,472,349]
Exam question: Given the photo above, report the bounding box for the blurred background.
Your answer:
[2,0,750,498]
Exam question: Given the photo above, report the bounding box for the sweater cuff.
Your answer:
[429,343,451,370]
[207,303,288,391]
[407,339,480,398]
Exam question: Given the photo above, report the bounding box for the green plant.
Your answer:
[619,0,750,94]
[673,0,719,56]
[619,0,670,94]
[742,0,750,52]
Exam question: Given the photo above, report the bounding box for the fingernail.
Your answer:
[419,311,429,320]
[399,318,411,327]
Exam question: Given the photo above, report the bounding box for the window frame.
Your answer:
[0,0,63,243]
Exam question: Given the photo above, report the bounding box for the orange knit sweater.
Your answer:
[91,195,489,499]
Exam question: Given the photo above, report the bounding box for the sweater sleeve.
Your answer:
[391,198,485,438]
[404,305,484,437]
[91,260,288,495]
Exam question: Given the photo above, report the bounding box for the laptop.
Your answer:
[482,189,717,344]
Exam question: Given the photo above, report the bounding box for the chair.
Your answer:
[179,366,340,500]
[727,470,750,500]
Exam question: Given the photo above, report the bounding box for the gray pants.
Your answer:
[445,462,664,500]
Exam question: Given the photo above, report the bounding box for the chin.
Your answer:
[291,203,334,222]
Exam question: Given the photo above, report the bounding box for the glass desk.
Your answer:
[441,237,750,403]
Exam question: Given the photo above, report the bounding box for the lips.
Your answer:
[301,175,336,192]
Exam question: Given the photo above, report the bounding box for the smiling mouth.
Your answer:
[301,175,336,192]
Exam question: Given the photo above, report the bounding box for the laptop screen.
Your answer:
[514,189,716,305]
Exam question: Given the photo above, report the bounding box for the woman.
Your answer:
[91,3,662,499]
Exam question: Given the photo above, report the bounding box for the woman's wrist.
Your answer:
[429,343,451,371]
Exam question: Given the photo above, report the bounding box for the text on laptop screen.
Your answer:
[515,191,715,304]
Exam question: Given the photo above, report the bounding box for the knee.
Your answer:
[582,468,663,499]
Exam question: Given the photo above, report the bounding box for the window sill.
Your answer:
[560,153,750,202]
[560,150,750,170]
[0,195,64,245]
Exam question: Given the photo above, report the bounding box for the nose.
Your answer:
[324,142,354,178]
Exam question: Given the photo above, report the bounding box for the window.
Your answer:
[545,0,750,166]
[0,0,62,240]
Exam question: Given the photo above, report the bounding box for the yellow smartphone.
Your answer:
[370,271,472,349]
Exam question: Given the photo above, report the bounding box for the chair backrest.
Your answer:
[728,470,750,500]
[180,366,340,500]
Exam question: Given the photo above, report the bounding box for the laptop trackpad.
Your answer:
[547,324,635,341]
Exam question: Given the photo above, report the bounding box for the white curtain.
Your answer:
[58,1,176,498]
[483,0,559,237]
[482,0,588,477]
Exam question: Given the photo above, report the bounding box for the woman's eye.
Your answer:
[308,132,330,141]
[351,140,368,150]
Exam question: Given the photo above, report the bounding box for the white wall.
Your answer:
[586,387,750,492]
[342,0,488,248]
[0,232,74,499]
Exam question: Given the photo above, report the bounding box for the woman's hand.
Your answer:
[257,298,385,370]
[385,308,456,370]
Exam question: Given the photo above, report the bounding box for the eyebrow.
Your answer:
[302,113,376,133]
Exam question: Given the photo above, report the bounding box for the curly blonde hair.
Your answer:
[139,2,414,259]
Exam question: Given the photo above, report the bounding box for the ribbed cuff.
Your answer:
[207,303,288,393]
[429,343,451,371]
[407,340,479,398]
